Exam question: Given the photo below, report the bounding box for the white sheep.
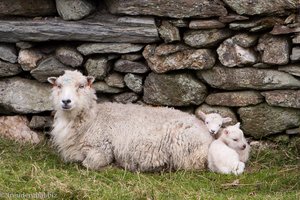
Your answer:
[207,123,250,175]
[195,110,232,136]
[47,70,214,172]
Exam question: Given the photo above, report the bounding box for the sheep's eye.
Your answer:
[233,138,238,142]
[57,84,62,89]
[79,84,85,89]
[219,124,221,127]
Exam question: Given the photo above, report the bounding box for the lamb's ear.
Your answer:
[234,122,241,128]
[195,110,206,120]
[87,76,95,87]
[222,117,232,123]
[47,77,57,85]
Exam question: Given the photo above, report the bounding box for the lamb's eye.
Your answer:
[57,84,62,89]
[79,84,85,89]
[206,122,208,124]
[233,139,238,142]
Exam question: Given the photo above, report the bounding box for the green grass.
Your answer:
[0,138,299,200]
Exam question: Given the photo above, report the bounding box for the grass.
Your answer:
[0,138,299,200]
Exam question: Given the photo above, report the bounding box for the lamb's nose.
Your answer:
[62,99,71,105]
[242,144,246,149]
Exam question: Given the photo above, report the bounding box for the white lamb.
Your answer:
[208,123,250,175]
[47,70,214,172]
[195,110,232,136]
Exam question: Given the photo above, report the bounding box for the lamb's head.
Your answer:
[196,110,232,135]
[47,70,96,113]
[219,123,248,151]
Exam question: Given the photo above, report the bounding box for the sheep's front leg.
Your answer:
[82,149,113,170]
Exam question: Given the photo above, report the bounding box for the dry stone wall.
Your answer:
[0,0,299,142]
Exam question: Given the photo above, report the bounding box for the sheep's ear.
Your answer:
[87,76,95,86]
[47,77,57,85]
[234,122,241,128]
[195,110,206,120]
[222,117,232,123]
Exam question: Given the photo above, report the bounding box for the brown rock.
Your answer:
[114,59,150,74]
[104,0,227,18]
[158,20,180,43]
[0,60,22,77]
[206,91,264,107]
[0,116,40,144]
[143,44,215,73]
[219,14,249,23]
[55,46,83,67]
[261,90,300,108]
[168,19,189,28]
[104,73,125,88]
[257,34,290,65]
[184,29,232,48]
[121,53,143,61]
[29,116,53,130]
[270,25,300,35]
[189,20,225,29]
[18,49,44,71]
[112,92,139,104]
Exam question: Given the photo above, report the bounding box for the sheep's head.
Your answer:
[47,70,96,113]
[196,110,232,135]
[220,123,248,151]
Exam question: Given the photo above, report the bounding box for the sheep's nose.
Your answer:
[62,99,71,105]
[210,130,216,134]
[242,144,246,150]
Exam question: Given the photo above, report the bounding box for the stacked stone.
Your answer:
[0,0,299,144]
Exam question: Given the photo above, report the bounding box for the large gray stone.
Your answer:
[238,103,300,138]
[105,0,227,18]
[18,49,44,71]
[0,60,22,77]
[55,47,83,67]
[290,47,300,62]
[0,0,56,17]
[223,0,297,15]
[124,73,143,93]
[278,64,300,77]
[198,66,300,90]
[121,53,143,61]
[0,77,52,114]
[55,0,95,20]
[85,57,111,81]
[143,73,207,106]
[231,33,258,48]
[183,29,232,48]
[205,91,264,107]
[219,14,249,23]
[158,20,180,43]
[77,43,144,55]
[257,34,290,65]
[114,59,150,74]
[292,34,300,44]
[261,90,300,108]
[143,44,215,73]
[31,57,72,82]
[229,17,284,31]
[217,37,258,67]
[0,14,159,43]
[29,116,53,130]
[0,44,17,63]
[195,104,238,126]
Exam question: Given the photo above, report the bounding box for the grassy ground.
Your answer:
[0,137,299,200]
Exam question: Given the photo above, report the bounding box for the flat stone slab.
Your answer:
[77,43,144,55]
[198,66,300,90]
[278,64,300,77]
[105,0,227,18]
[0,14,159,43]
